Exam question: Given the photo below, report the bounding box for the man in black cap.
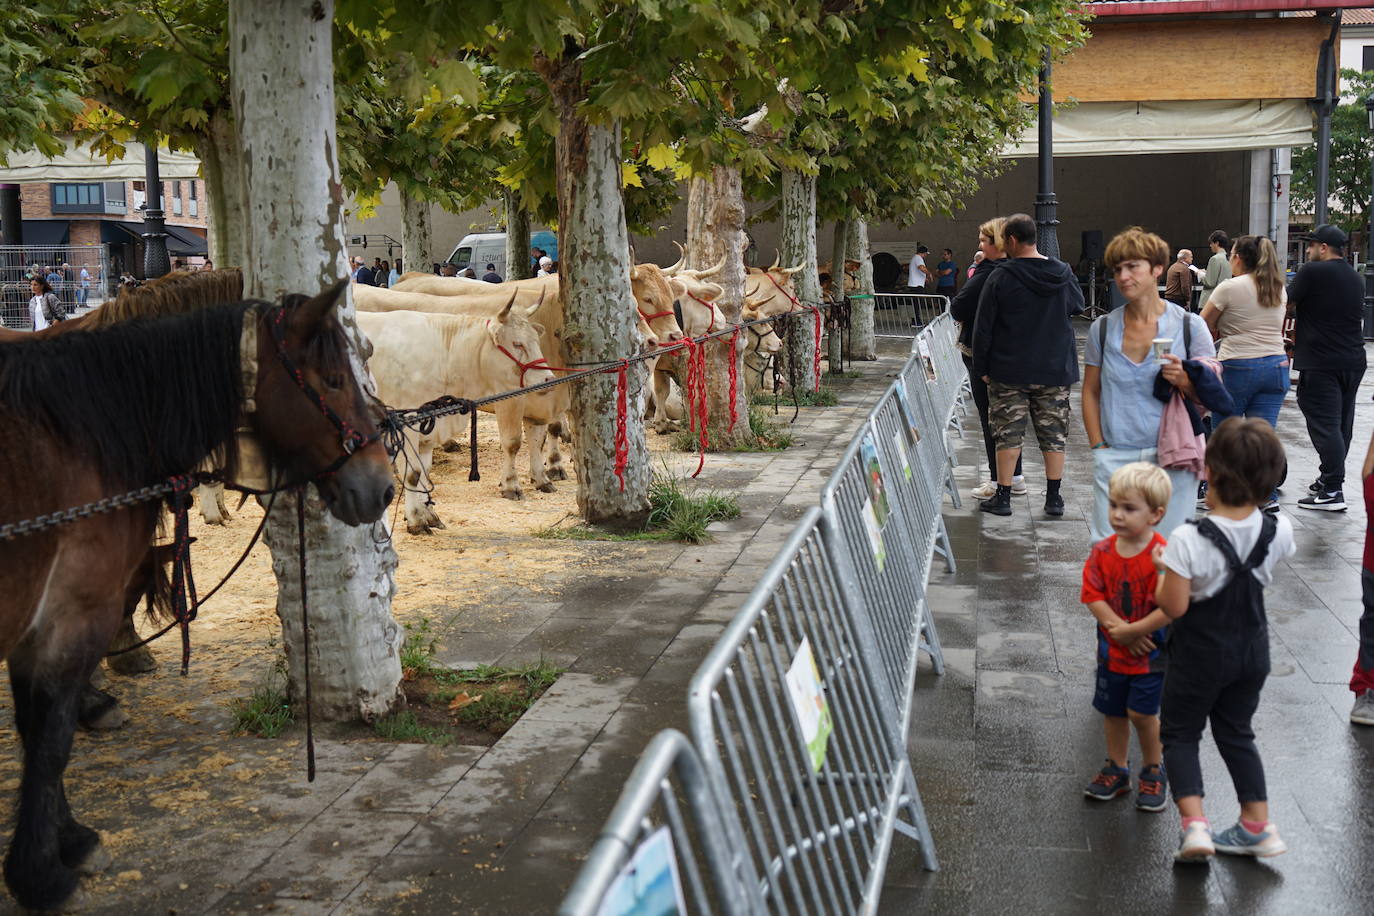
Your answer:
[481,263,503,283]
[1289,224,1367,511]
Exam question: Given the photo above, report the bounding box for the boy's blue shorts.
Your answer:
[1093,666,1164,717]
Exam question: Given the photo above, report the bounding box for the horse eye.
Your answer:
[324,372,346,391]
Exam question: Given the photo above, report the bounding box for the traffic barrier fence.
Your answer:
[871,293,948,338]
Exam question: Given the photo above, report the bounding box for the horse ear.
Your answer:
[291,278,348,333]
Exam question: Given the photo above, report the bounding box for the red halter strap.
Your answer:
[639,306,676,322]
[765,270,801,307]
[487,320,553,387]
[686,291,719,332]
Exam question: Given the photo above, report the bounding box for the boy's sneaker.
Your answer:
[979,489,1012,517]
[1136,765,1168,812]
[1307,478,1325,495]
[1044,493,1065,517]
[1010,475,1028,496]
[1174,821,1215,863]
[1260,498,1281,515]
[1083,760,1130,801]
[971,480,997,500]
[1297,490,1345,512]
[1212,821,1288,858]
[1351,689,1374,725]
[1195,481,1209,511]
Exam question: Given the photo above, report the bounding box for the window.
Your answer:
[103,181,126,213]
[50,183,103,213]
[171,181,182,216]
[188,180,198,216]
[1363,45,1374,72]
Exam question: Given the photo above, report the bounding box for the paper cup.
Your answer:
[1151,337,1172,366]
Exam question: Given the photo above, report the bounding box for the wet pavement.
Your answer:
[881,347,1374,915]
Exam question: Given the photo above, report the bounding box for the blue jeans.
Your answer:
[1212,354,1289,429]
[1090,446,1199,544]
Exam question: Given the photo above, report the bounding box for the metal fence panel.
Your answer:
[871,293,948,338]
[0,245,112,329]
[559,729,754,916]
[687,507,936,915]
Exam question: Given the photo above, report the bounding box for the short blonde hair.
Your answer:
[1108,462,1172,513]
[1105,226,1170,270]
[978,217,1007,249]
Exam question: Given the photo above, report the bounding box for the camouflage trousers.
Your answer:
[987,381,1072,453]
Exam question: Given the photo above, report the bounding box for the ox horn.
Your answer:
[696,251,729,279]
[781,262,805,276]
[497,289,518,322]
[664,241,686,276]
[768,250,781,271]
[744,281,761,298]
[523,286,546,317]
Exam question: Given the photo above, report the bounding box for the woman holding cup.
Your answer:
[1083,227,1215,542]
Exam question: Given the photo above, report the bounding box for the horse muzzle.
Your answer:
[318,451,394,525]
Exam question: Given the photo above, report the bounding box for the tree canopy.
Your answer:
[1292,69,1374,236]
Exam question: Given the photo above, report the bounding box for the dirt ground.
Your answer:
[0,411,701,911]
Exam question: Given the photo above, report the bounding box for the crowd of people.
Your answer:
[951,213,1372,864]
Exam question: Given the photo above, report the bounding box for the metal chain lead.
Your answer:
[0,481,180,541]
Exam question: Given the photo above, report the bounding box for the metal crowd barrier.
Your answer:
[871,293,948,338]
[688,507,938,914]
[562,321,970,915]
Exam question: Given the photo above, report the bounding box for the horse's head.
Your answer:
[250,280,394,525]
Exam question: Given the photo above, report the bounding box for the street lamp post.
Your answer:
[1365,97,1374,339]
[142,145,171,280]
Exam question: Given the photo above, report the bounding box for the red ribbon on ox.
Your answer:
[680,337,711,478]
[727,326,740,434]
[809,305,822,391]
[614,361,629,492]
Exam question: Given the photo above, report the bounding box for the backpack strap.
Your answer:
[1096,312,1108,357]
[1240,512,1277,573]
[1192,517,1244,573]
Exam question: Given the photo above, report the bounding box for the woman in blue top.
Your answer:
[1083,227,1215,543]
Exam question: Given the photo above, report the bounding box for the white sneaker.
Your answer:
[1010,475,1027,496]
[1174,821,1215,863]
[1352,689,1374,726]
[971,480,997,499]
[1212,821,1287,858]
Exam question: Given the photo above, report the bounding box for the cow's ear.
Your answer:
[742,306,758,321]
[291,279,348,334]
[531,322,545,336]
[668,278,687,298]
[703,282,723,300]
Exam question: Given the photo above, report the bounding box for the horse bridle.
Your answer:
[241,303,379,478]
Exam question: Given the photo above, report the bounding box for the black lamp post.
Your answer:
[1365,96,1374,339]
[1034,49,1060,260]
[142,145,171,280]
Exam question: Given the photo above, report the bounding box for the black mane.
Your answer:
[0,301,259,489]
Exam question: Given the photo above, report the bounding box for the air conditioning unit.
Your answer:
[348,235,365,247]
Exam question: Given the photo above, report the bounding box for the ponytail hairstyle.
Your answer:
[1231,235,1284,309]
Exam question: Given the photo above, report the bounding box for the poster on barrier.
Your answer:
[895,381,921,444]
[891,430,913,481]
[597,825,687,916]
[916,336,937,381]
[785,636,833,773]
[859,433,889,571]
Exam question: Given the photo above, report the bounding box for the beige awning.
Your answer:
[1005,98,1313,158]
[0,138,201,182]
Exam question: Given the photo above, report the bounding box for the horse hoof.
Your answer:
[547,467,568,481]
[77,686,126,731]
[71,844,111,876]
[535,481,556,493]
[501,489,524,501]
[80,704,128,731]
[106,645,157,676]
[405,521,431,535]
[441,439,462,453]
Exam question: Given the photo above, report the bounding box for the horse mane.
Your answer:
[89,269,245,329]
[0,300,254,490]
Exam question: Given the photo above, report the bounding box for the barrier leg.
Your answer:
[893,766,940,872]
[934,515,957,575]
[918,599,946,676]
[942,456,961,509]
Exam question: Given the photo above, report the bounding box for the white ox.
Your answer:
[357,292,555,533]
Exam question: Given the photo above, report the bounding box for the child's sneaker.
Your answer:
[1135,765,1168,812]
[1083,760,1130,801]
[1010,475,1028,496]
[1174,821,1215,863]
[971,480,997,500]
[1212,821,1288,858]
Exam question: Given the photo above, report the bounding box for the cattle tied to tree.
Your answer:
[0,283,393,912]
[355,289,555,533]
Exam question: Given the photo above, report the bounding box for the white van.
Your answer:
[446,229,558,279]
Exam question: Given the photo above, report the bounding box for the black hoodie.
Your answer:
[972,257,1083,386]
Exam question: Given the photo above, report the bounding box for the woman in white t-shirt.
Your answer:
[1200,235,1288,431]
[28,277,57,332]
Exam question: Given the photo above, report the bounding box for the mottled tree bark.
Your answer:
[848,217,877,360]
[686,168,753,446]
[198,110,245,269]
[399,188,433,275]
[780,168,820,393]
[503,187,531,280]
[230,0,401,721]
[535,50,650,527]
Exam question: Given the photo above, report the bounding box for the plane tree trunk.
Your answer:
[827,217,849,374]
[504,188,532,280]
[229,0,402,722]
[848,217,877,360]
[399,188,433,275]
[686,167,753,447]
[198,110,246,269]
[534,49,650,527]
[780,168,820,394]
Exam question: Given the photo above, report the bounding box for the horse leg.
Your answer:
[496,403,525,500]
[5,637,111,909]
[525,418,554,493]
[104,609,157,676]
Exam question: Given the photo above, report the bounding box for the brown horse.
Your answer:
[0,280,393,911]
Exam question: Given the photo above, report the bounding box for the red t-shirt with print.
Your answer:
[1081,532,1169,675]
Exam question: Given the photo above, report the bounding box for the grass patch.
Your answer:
[228,658,294,738]
[372,710,455,746]
[536,468,741,543]
[751,386,839,407]
[399,616,443,679]
[670,407,793,453]
[825,370,863,379]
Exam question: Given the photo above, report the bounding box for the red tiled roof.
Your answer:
[1090,0,1368,15]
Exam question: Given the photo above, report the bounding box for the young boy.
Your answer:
[1153,418,1295,863]
[1081,462,1174,812]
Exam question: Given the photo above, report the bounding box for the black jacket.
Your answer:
[951,257,1001,352]
[972,257,1083,386]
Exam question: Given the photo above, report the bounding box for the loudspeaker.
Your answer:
[1081,230,1104,261]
